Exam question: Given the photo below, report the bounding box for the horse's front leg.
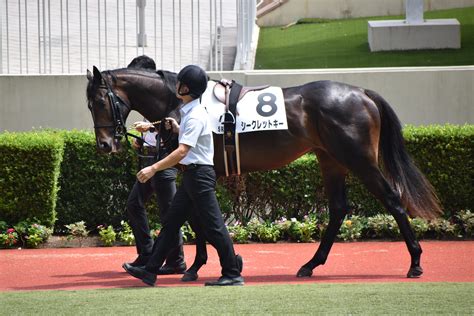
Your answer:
[298,154,348,277]
[297,208,346,277]
[181,216,208,282]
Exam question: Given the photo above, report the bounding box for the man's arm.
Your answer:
[136,143,190,183]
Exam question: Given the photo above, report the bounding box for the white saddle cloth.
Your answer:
[201,81,288,134]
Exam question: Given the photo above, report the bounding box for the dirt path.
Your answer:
[1,241,472,291]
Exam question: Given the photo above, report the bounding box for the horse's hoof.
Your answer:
[296,266,313,278]
[181,271,198,282]
[407,266,423,278]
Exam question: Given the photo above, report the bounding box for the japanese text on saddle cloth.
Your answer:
[202,79,288,176]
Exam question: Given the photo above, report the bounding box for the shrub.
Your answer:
[313,213,329,240]
[150,222,162,239]
[0,228,19,248]
[227,221,250,243]
[403,125,474,219]
[0,221,8,232]
[409,217,429,239]
[0,131,64,226]
[117,221,135,245]
[65,221,89,247]
[273,217,291,240]
[276,217,316,242]
[98,225,116,247]
[257,223,280,243]
[338,215,365,241]
[288,219,305,242]
[11,220,52,248]
[1,125,471,230]
[365,214,400,239]
[181,222,196,242]
[456,210,474,238]
[427,218,460,239]
[245,218,260,240]
[236,156,326,222]
[247,218,280,243]
[54,130,136,232]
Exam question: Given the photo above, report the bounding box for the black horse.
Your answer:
[86,66,441,279]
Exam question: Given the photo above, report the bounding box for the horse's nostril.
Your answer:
[99,141,111,150]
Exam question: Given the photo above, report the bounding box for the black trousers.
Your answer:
[145,165,240,278]
[126,157,184,267]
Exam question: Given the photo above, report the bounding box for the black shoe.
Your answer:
[236,254,243,273]
[122,255,149,270]
[122,262,141,272]
[157,263,187,275]
[181,271,199,282]
[123,263,157,286]
[205,276,244,286]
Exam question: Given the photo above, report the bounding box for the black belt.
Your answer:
[178,164,213,172]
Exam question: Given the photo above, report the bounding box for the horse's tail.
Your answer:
[365,89,442,219]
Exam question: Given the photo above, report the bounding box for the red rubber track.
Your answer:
[0,241,472,291]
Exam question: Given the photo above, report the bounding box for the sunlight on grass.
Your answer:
[255,7,474,69]
[1,283,473,315]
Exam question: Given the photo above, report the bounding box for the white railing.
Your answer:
[0,0,254,74]
[234,0,256,70]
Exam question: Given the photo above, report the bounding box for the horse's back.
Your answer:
[282,80,382,159]
[285,80,378,117]
[284,80,366,103]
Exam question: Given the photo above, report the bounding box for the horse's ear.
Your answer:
[86,69,93,81]
[93,66,102,81]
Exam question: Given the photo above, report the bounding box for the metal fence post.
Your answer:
[137,0,146,47]
[1,0,240,73]
[0,0,3,74]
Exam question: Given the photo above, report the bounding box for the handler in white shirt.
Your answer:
[124,65,243,287]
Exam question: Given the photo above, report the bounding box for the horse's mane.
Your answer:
[156,70,178,96]
[86,67,178,102]
[106,68,179,97]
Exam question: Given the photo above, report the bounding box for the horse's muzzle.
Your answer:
[96,138,121,154]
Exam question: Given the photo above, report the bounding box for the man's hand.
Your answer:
[137,165,157,183]
[132,121,153,133]
[164,117,180,133]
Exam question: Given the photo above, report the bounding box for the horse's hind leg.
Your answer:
[297,151,349,277]
[351,163,423,278]
[181,213,208,282]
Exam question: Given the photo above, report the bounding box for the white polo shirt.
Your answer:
[178,98,214,166]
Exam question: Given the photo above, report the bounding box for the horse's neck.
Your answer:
[118,73,177,122]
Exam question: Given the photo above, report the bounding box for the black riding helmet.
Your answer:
[177,65,208,99]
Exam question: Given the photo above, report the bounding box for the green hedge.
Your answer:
[0,125,472,231]
[0,131,64,226]
[404,125,474,218]
[54,131,137,232]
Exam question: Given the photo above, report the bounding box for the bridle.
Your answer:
[88,71,135,143]
[88,70,177,152]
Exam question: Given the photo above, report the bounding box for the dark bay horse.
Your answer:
[86,66,442,279]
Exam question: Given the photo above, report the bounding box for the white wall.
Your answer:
[0,74,142,132]
[258,0,474,27]
[1,66,473,132]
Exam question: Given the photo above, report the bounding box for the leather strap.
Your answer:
[222,81,243,176]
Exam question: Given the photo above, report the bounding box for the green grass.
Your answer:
[1,283,473,314]
[255,7,474,69]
